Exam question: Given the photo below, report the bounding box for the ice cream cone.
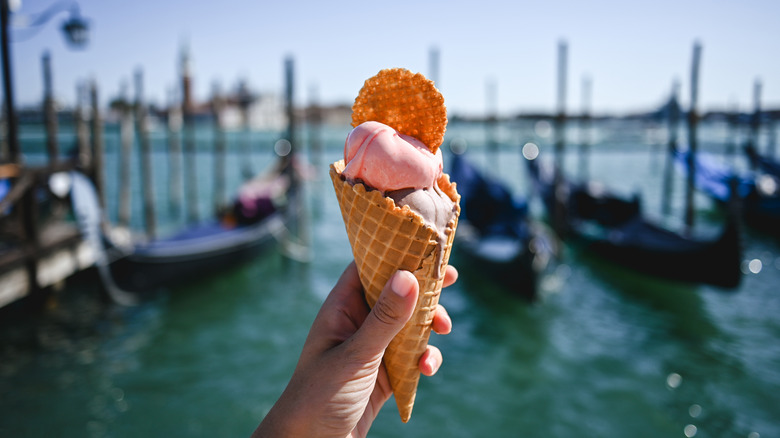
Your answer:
[329,159,460,422]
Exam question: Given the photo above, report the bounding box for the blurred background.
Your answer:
[1,1,778,437]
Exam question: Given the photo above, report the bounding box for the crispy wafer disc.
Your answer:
[352,68,447,154]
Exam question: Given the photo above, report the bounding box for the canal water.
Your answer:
[1,119,778,437]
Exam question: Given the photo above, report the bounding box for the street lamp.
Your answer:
[1,0,90,163]
[61,9,89,48]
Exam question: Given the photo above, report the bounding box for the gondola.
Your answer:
[449,153,550,300]
[745,143,780,179]
[526,157,742,289]
[109,161,295,292]
[675,148,780,233]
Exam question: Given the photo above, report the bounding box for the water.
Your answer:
[1,119,778,437]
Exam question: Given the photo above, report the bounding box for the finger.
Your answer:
[430,304,452,335]
[418,345,442,377]
[348,270,419,360]
[443,265,458,288]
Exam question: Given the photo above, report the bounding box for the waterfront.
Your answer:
[1,119,779,437]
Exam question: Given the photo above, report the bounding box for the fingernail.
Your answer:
[390,271,414,298]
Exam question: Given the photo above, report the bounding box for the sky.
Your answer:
[6,0,780,117]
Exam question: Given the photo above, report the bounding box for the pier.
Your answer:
[0,0,108,309]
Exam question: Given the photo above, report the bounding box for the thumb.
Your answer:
[350,270,419,359]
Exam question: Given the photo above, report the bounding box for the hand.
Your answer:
[253,261,457,438]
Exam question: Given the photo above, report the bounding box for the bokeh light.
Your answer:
[522,142,539,160]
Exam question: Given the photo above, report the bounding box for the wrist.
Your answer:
[252,383,309,438]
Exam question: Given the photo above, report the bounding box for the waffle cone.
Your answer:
[329,159,459,422]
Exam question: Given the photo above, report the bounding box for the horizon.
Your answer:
[6,0,780,117]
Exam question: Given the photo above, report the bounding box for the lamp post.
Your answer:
[1,0,20,163]
[1,0,90,164]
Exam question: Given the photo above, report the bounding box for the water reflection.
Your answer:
[0,279,166,437]
[569,246,719,342]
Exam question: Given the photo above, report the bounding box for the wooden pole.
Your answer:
[42,51,58,165]
[578,74,592,182]
[748,78,762,168]
[554,40,568,171]
[182,54,199,224]
[553,40,568,236]
[135,68,156,239]
[486,77,498,159]
[284,56,297,186]
[90,80,105,209]
[74,81,91,169]
[118,81,133,228]
[429,46,440,88]
[308,83,322,171]
[725,100,738,158]
[684,42,702,230]
[167,87,183,219]
[237,79,254,179]
[212,82,227,213]
[661,80,680,217]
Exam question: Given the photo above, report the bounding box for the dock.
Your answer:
[0,40,109,309]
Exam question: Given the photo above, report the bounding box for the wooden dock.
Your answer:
[0,219,94,308]
[0,48,109,309]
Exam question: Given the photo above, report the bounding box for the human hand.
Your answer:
[253,261,457,438]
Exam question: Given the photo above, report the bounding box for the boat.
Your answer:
[109,160,296,292]
[449,153,550,300]
[674,148,780,233]
[526,156,742,289]
[745,143,780,179]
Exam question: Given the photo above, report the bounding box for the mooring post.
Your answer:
[237,79,254,180]
[684,42,702,230]
[308,83,322,172]
[75,81,91,169]
[726,101,738,158]
[179,45,199,224]
[661,81,680,217]
[90,80,105,209]
[284,56,297,186]
[429,46,440,88]
[553,40,568,236]
[135,68,156,239]
[118,81,133,228]
[748,78,762,169]
[42,51,58,165]
[486,77,498,164]
[212,82,227,213]
[578,75,592,182]
[166,87,183,220]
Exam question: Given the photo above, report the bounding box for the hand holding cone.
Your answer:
[330,68,459,422]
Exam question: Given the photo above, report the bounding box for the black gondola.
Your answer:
[526,157,742,289]
[110,161,296,292]
[449,153,550,300]
[745,143,780,179]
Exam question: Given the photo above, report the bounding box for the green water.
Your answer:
[1,120,778,437]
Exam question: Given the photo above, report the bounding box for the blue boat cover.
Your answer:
[450,154,528,238]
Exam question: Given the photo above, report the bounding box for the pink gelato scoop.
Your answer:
[343,121,443,191]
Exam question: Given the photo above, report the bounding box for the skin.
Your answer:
[252,262,457,438]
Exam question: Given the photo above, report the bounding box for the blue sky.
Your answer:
[8,0,780,116]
